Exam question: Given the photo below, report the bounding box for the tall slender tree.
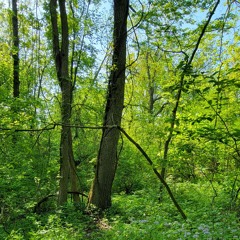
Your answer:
[88,0,129,209]
[12,0,19,98]
[49,0,80,205]
[159,0,220,198]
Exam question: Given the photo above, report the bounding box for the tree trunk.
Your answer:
[50,0,80,206]
[12,0,20,98]
[88,0,129,209]
[146,51,154,114]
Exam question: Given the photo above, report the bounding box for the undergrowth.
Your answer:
[1,181,239,239]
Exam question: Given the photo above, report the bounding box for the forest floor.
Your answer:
[1,181,240,239]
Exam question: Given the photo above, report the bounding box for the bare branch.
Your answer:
[118,126,187,220]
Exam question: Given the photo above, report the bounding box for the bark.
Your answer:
[88,0,129,209]
[146,51,154,114]
[50,0,80,206]
[12,0,20,97]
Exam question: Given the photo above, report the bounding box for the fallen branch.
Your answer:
[33,194,56,213]
[118,126,187,220]
[33,191,88,213]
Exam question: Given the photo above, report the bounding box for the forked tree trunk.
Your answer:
[50,0,80,206]
[88,0,129,209]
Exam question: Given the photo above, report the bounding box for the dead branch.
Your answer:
[117,126,187,220]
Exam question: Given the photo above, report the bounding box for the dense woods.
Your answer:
[0,0,240,239]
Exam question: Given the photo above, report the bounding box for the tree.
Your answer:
[11,0,19,98]
[49,0,79,205]
[159,0,220,187]
[88,0,129,209]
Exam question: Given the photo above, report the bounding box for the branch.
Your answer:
[161,0,221,180]
[33,194,56,213]
[0,124,117,132]
[68,191,88,198]
[188,0,220,65]
[33,191,88,213]
[0,124,57,132]
[197,91,240,156]
[154,102,169,117]
[118,126,187,220]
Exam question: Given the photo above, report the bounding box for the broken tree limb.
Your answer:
[117,126,187,220]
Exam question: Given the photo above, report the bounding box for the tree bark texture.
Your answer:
[12,0,20,98]
[50,0,80,206]
[88,0,129,209]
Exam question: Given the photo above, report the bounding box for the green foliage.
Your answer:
[0,0,240,239]
[2,204,89,240]
[112,136,158,194]
[99,182,240,240]
[2,181,239,239]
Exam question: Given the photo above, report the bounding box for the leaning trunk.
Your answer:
[88,0,129,209]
